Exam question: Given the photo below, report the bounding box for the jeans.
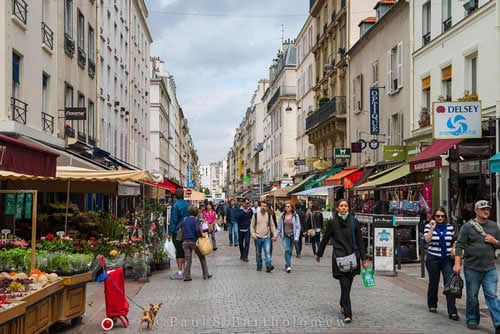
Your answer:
[210,230,216,249]
[255,237,272,269]
[339,271,355,318]
[228,221,238,245]
[294,233,303,256]
[425,254,457,315]
[283,235,294,268]
[463,266,500,327]
[238,229,251,258]
[182,240,208,280]
[311,232,321,255]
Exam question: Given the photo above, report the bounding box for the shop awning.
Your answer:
[294,185,342,197]
[305,166,343,190]
[490,152,500,173]
[288,173,318,194]
[143,179,178,193]
[0,134,58,176]
[324,168,362,188]
[409,139,462,172]
[354,164,411,190]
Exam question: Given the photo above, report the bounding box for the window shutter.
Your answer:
[397,42,403,89]
[387,50,392,93]
[359,74,363,110]
[352,78,356,111]
[398,112,403,145]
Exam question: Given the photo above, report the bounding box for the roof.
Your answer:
[358,17,376,27]
[374,0,396,9]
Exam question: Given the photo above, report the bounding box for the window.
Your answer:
[42,74,48,115]
[78,94,85,134]
[88,25,94,60]
[442,0,452,32]
[389,113,403,145]
[421,76,431,126]
[88,100,94,138]
[470,56,477,95]
[441,65,452,101]
[308,64,313,90]
[77,11,84,48]
[372,61,378,84]
[65,83,74,128]
[352,74,363,113]
[422,1,431,45]
[12,53,21,98]
[387,42,403,93]
[64,0,73,36]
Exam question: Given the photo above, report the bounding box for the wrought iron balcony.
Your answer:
[77,47,86,67]
[88,59,95,77]
[41,112,54,133]
[77,131,86,142]
[88,136,96,146]
[64,33,75,55]
[422,32,431,46]
[305,96,346,132]
[11,97,27,124]
[41,22,54,50]
[266,85,296,111]
[13,0,28,25]
[442,17,452,32]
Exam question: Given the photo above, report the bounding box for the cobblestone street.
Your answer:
[63,236,498,334]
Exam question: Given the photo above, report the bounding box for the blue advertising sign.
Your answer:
[187,166,192,186]
[370,87,379,135]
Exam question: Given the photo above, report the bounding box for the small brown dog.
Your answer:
[139,303,162,332]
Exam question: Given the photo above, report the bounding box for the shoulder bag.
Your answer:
[333,216,358,272]
[196,232,212,256]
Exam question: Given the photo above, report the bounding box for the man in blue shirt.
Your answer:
[225,198,239,246]
[167,188,189,280]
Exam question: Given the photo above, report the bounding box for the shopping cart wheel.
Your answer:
[101,318,114,331]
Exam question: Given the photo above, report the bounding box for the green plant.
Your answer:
[97,213,128,239]
[68,253,94,273]
[47,253,72,274]
[318,97,330,108]
[457,93,478,101]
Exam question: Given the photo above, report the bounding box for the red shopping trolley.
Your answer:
[97,255,130,331]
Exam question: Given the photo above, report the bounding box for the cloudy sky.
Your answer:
[146,1,308,164]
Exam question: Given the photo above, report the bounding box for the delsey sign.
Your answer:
[433,101,481,139]
[369,87,379,135]
[64,107,87,120]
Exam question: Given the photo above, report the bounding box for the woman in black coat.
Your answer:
[315,199,368,324]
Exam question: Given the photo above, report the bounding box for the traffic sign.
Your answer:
[185,189,192,196]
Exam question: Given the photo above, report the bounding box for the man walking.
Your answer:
[225,198,239,246]
[167,188,189,280]
[294,202,306,258]
[453,200,500,332]
[235,198,253,262]
[250,201,277,272]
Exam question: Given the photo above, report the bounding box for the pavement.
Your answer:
[53,235,500,334]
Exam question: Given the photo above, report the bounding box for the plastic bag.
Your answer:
[164,239,176,260]
[443,273,463,298]
[361,268,376,288]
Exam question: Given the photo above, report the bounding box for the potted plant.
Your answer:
[318,97,330,108]
[419,107,431,127]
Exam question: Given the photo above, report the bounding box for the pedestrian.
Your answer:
[306,204,323,256]
[235,198,253,262]
[182,205,212,281]
[315,199,368,324]
[294,202,306,257]
[304,200,313,244]
[453,200,500,332]
[167,188,189,280]
[225,198,239,247]
[221,199,229,231]
[251,200,260,214]
[250,201,277,272]
[423,207,459,320]
[204,203,218,251]
[276,202,301,273]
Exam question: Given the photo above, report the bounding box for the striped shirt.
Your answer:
[423,223,455,257]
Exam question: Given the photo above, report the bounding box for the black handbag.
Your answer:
[443,273,464,299]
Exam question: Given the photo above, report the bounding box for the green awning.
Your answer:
[354,164,410,190]
[305,166,343,190]
[288,173,318,194]
[490,152,500,173]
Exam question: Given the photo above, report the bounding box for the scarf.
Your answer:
[435,223,448,261]
[338,213,348,220]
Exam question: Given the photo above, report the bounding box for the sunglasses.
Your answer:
[435,214,446,218]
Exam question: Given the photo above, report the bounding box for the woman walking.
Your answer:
[204,203,218,251]
[424,207,458,320]
[306,204,323,255]
[276,202,301,273]
[182,205,212,281]
[315,199,368,324]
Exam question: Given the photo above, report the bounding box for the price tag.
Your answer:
[56,231,65,237]
[1,229,11,235]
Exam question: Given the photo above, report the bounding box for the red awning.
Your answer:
[143,179,178,193]
[409,139,462,172]
[0,134,58,177]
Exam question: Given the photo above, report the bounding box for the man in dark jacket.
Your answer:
[235,198,253,262]
[294,202,306,258]
[167,188,189,280]
[225,198,239,246]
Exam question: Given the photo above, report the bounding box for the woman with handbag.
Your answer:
[204,203,218,251]
[182,205,212,281]
[423,207,459,320]
[315,199,368,324]
[276,202,301,273]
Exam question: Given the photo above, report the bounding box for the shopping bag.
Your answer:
[443,273,463,299]
[196,233,213,256]
[361,268,376,288]
[164,239,176,260]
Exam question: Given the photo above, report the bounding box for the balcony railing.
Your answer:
[77,131,86,142]
[305,96,346,132]
[88,135,96,146]
[12,0,28,25]
[41,22,54,50]
[64,33,75,55]
[266,85,296,111]
[442,17,452,32]
[41,112,54,133]
[11,97,27,124]
[77,47,86,67]
[88,59,95,77]
[422,32,431,45]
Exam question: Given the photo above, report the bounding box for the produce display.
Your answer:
[0,270,60,302]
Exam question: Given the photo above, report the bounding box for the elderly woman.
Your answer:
[276,202,301,273]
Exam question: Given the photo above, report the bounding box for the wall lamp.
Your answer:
[285,102,292,112]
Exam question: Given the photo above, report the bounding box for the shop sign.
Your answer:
[383,146,406,161]
[334,147,351,159]
[433,101,482,139]
[370,87,379,135]
[64,107,87,120]
[409,158,442,172]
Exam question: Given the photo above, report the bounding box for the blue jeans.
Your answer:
[311,232,321,255]
[425,254,457,315]
[254,237,272,269]
[463,266,500,327]
[228,221,238,245]
[238,229,251,259]
[283,235,294,268]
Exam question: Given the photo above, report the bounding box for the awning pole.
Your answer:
[64,180,71,234]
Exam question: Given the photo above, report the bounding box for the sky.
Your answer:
[145,0,308,164]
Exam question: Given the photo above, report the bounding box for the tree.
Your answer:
[204,188,210,195]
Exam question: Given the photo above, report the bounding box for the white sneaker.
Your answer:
[286,267,291,273]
